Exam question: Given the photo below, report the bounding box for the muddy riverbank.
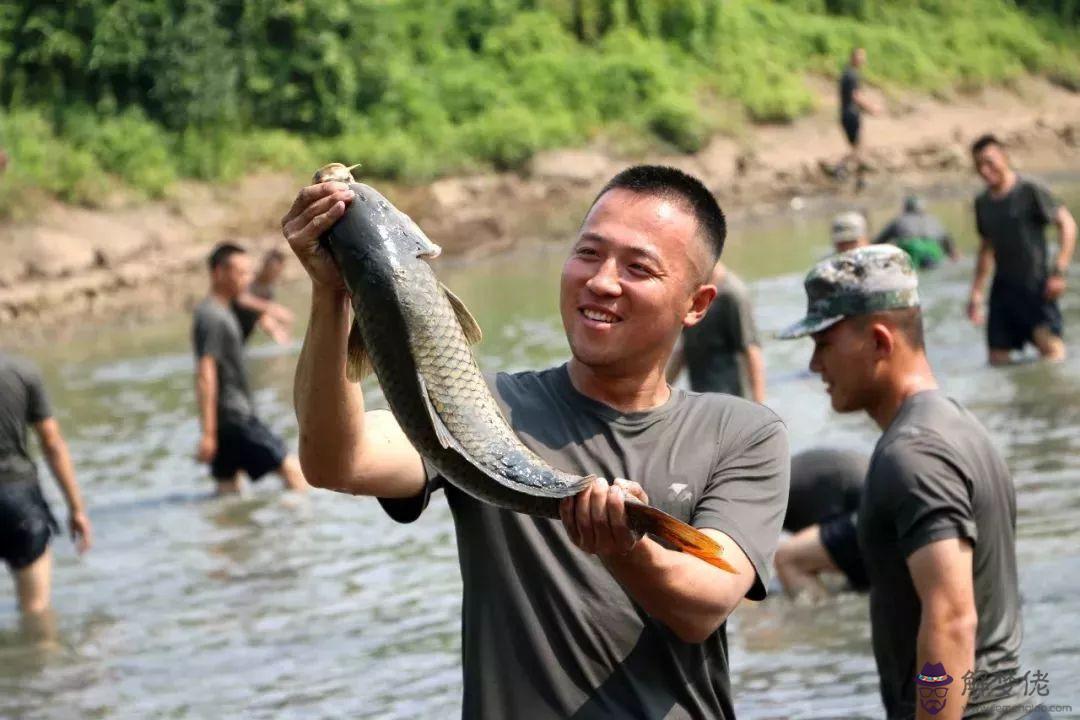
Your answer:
[3,77,1080,341]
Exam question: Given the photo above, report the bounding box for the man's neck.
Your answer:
[209,289,233,306]
[990,170,1018,199]
[566,358,671,413]
[867,355,939,431]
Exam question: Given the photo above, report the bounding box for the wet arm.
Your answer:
[293,288,425,496]
[34,418,92,552]
[33,418,84,516]
[969,238,994,302]
[910,538,976,720]
[561,479,756,644]
[196,355,218,440]
[1053,205,1076,274]
[745,344,766,403]
[605,529,756,643]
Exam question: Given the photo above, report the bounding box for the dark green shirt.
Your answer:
[858,391,1025,720]
[192,298,254,426]
[975,177,1060,293]
[381,364,790,719]
[681,272,759,398]
[0,352,52,484]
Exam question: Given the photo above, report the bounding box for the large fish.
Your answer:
[314,163,735,574]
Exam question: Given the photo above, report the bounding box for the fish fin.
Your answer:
[415,372,459,451]
[345,321,373,383]
[624,502,738,574]
[440,283,483,345]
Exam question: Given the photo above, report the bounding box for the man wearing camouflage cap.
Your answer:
[780,246,1040,720]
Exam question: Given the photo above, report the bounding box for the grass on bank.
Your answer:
[1,0,1079,216]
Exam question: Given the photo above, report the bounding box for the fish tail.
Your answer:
[625,502,737,574]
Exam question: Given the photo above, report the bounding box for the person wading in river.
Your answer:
[281,165,789,719]
[968,134,1076,365]
[0,351,92,616]
[192,243,307,495]
[780,246,1042,720]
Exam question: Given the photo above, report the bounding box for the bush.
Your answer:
[1,0,1079,211]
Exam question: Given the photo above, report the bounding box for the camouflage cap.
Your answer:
[778,245,920,339]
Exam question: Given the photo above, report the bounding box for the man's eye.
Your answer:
[576,247,598,257]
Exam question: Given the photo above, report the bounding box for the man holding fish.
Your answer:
[281,165,789,718]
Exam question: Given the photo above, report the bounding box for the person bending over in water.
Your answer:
[968,134,1075,365]
[775,448,869,599]
[282,165,789,719]
[875,195,957,270]
[192,243,307,495]
[0,352,92,616]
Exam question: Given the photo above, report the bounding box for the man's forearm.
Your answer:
[1055,208,1076,272]
[43,438,84,514]
[916,614,976,720]
[294,288,366,487]
[970,244,994,297]
[196,368,217,437]
[605,538,739,644]
[745,345,766,403]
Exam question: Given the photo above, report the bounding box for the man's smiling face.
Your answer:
[560,188,711,376]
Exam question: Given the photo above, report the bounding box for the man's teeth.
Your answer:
[583,309,618,323]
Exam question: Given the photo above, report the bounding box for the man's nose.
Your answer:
[585,259,621,296]
[809,346,822,374]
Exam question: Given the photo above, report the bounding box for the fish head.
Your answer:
[312,162,361,184]
[351,183,443,266]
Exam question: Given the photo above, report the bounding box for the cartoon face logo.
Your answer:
[915,662,953,715]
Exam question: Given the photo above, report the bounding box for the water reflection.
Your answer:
[3,184,1079,717]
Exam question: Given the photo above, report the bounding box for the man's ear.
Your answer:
[683,283,717,328]
[871,321,895,358]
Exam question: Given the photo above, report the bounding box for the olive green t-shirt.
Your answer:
[858,391,1025,719]
[0,352,52,484]
[974,177,1060,293]
[381,364,789,719]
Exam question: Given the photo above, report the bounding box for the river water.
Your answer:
[2,180,1079,719]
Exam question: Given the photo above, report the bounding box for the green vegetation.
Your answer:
[1,0,1079,212]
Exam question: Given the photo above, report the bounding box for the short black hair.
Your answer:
[859,308,925,350]
[208,242,246,271]
[971,133,1003,157]
[591,164,726,262]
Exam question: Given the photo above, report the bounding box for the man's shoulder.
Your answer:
[194,298,239,331]
[682,391,786,446]
[871,393,983,478]
[0,353,42,384]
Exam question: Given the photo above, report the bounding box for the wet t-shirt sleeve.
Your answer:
[21,362,52,423]
[692,417,790,600]
[377,458,446,523]
[875,439,977,559]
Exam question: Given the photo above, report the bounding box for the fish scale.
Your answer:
[314,163,736,573]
